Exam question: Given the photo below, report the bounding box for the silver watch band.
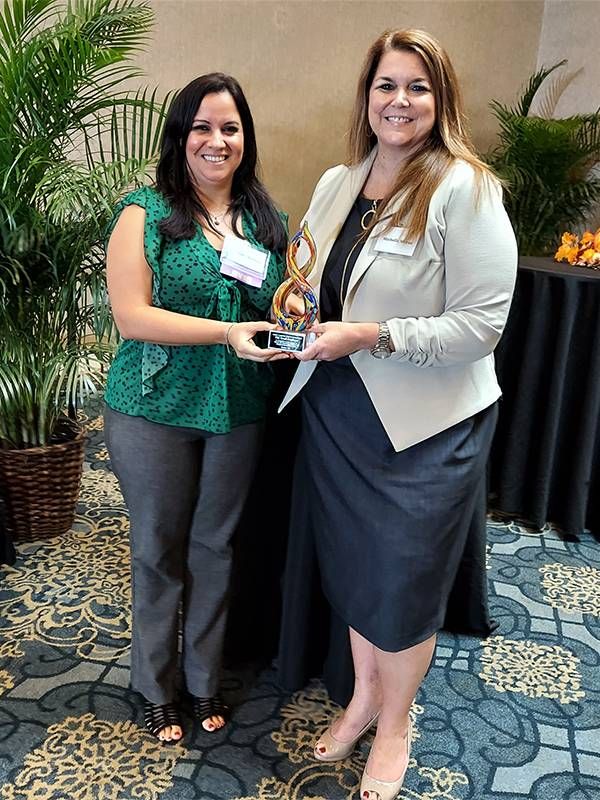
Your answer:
[370,321,392,358]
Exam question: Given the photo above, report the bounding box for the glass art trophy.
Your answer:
[269,222,319,352]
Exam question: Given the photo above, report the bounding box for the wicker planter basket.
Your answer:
[0,417,86,540]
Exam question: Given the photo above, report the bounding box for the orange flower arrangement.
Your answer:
[555,228,600,269]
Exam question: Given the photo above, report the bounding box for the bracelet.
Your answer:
[225,323,236,352]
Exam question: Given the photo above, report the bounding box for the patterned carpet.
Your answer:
[0,411,599,800]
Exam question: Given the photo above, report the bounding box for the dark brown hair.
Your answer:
[156,73,286,252]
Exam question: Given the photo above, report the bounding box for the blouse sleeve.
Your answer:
[387,169,518,367]
[106,185,165,273]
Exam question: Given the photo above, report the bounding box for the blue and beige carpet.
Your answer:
[0,412,598,799]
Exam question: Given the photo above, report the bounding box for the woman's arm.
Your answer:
[386,172,518,368]
[107,205,230,345]
[106,204,284,361]
[294,320,379,361]
[296,171,517,365]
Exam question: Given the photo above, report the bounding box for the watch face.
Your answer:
[371,348,391,359]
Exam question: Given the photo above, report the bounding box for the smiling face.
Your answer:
[185,90,244,195]
[367,48,436,160]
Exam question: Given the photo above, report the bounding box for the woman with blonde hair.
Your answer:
[277,29,517,799]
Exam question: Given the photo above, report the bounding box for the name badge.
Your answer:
[374,227,417,257]
[220,234,270,288]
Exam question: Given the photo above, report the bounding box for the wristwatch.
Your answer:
[370,321,392,359]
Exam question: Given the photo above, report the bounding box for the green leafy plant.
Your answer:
[0,0,169,448]
[486,60,600,256]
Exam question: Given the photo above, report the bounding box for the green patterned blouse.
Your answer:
[104,186,286,433]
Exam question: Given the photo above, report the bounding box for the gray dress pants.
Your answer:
[104,406,262,705]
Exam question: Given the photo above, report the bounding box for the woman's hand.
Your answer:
[296,321,379,362]
[227,321,291,362]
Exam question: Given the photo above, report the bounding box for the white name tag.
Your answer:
[220,234,269,287]
[374,227,417,257]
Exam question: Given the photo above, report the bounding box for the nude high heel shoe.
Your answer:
[360,718,412,800]
[313,712,379,762]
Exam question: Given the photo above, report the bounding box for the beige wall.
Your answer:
[536,0,600,227]
[535,0,600,117]
[137,0,545,227]
[137,0,600,228]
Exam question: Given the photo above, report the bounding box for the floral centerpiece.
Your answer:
[555,229,600,269]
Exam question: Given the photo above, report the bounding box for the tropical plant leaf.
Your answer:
[0,0,56,47]
[535,67,582,119]
[0,0,163,448]
[486,60,600,255]
[514,59,567,117]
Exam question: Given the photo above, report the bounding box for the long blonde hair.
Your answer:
[347,29,496,241]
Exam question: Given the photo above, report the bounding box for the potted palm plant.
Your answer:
[0,0,168,539]
[487,60,600,255]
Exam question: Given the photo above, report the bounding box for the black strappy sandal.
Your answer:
[143,700,184,743]
[191,693,230,732]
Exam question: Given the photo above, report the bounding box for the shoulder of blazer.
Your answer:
[309,163,351,204]
[433,159,502,209]
[305,157,377,225]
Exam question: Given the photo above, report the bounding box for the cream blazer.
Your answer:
[279,152,518,452]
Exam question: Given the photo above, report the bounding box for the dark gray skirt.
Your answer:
[297,357,498,652]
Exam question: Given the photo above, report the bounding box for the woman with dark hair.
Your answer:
[103,73,288,743]
[274,29,517,799]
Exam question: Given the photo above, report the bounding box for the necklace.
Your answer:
[209,206,229,227]
[201,203,230,227]
[360,198,379,230]
[339,235,366,306]
[339,197,381,304]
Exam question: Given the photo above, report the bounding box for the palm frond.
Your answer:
[74,0,154,52]
[0,0,56,47]
[486,61,600,255]
[0,337,112,448]
[535,67,582,119]
[514,59,567,117]
[0,0,163,448]
[32,158,154,225]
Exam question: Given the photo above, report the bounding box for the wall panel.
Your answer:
[138,0,544,225]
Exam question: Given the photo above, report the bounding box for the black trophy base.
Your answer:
[267,329,316,353]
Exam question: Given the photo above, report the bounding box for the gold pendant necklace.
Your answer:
[340,198,381,304]
[340,236,364,306]
[360,199,379,231]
